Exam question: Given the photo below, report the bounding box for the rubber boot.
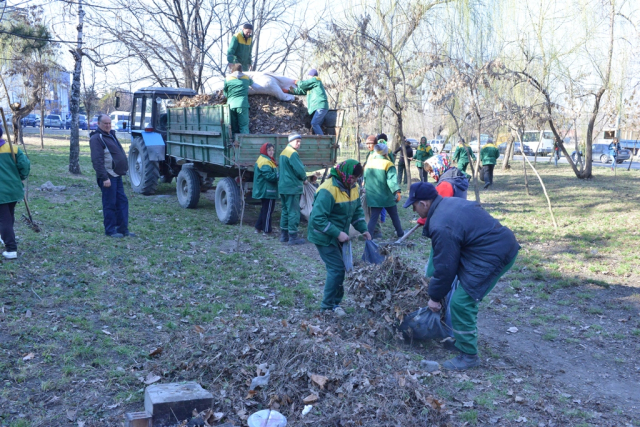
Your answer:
[279,230,289,243]
[442,352,480,371]
[287,232,307,245]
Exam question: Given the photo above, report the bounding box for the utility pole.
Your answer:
[68,0,84,174]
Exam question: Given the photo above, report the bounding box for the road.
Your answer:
[18,126,130,140]
[511,154,640,170]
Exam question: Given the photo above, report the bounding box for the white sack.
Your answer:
[300,181,317,220]
[245,72,296,102]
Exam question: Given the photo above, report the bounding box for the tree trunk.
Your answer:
[628,140,637,171]
[501,136,514,170]
[470,123,481,203]
[516,131,530,196]
[40,75,45,149]
[68,0,84,175]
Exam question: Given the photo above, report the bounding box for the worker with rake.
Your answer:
[452,138,476,178]
[0,126,30,260]
[308,159,371,317]
[405,182,519,370]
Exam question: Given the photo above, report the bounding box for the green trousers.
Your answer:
[280,194,301,233]
[451,254,518,355]
[316,244,345,309]
[230,107,250,134]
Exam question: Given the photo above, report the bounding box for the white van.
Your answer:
[523,130,554,156]
[109,111,131,130]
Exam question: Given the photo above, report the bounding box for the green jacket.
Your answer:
[291,77,329,115]
[227,32,253,70]
[307,177,367,246]
[414,145,434,167]
[253,154,278,199]
[0,142,30,204]
[453,144,476,164]
[363,154,400,208]
[224,74,253,109]
[278,145,306,195]
[480,143,500,166]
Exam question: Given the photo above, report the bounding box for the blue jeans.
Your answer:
[311,108,328,135]
[98,176,129,236]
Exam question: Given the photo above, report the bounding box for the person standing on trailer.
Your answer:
[223,64,254,135]
[253,143,278,235]
[287,69,329,135]
[227,23,253,72]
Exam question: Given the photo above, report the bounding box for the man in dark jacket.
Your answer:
[404,182,519,370]
[89,114,134,238]
[393,139,413,185]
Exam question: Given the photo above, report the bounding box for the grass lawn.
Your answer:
[1,136,639,426]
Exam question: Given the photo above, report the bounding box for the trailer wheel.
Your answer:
[215,177,242,225]
[129,136,160,194]
[176,167,201,209]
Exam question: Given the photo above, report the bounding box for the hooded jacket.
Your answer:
[253,154,278,199]
[89,128,128,181]
[307,177,367,247]
[435,167,469,198]
[453,143,476,164]
[424,196,520,302]
[224,72,253,109]
[480,143,500,165]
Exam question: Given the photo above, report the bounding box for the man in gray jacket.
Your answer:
[405,182,519,370]
[89,114,134,238]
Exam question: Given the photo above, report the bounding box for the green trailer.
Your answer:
[126,87,342,224]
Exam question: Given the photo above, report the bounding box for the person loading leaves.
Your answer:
[404,182,519,370]
[285,69,329,135]
[307,160,371,317]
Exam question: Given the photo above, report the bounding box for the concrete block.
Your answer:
[124,411,152,427]
[144,382,213,426]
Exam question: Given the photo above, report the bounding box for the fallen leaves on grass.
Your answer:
[149,347,163,357]
[143,373,161,385]
[22,353,35,361]
[303,394,318,404]
[310,374,328,389]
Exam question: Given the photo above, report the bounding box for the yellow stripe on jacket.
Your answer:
[365,157,394,172]
[281,145,297,159]
[0,143,18,154]
[235,32,252,45]
[256,156,276,169]
[316,178,360,203]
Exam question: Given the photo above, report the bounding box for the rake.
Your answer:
[0,108,40,232]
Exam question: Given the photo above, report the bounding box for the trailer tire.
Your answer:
[129,136,160,194]
[176,167,201,209]
[215,177,242,225]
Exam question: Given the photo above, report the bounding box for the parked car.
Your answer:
[89,115,100,130]
[591,143,630,164]
[523,130,555,156]
[65,114,89,130]
[499,142,534,156]
[441,143,452,153]
[21,114,41,127]
[44,114,64,129]
[406,138,419,149]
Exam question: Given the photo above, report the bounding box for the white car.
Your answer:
[430,139,445,153]
[110,111,131,130]
[44,114,64,129]
[523,130,554,156]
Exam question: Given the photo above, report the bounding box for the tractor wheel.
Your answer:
[215,177,242,225]
[129,136,160,194]
[176,167,201,209]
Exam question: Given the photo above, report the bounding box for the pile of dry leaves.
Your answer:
[346,255,430,324]
[171,93,330,135]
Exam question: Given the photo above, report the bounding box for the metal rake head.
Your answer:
[22,214,41,233]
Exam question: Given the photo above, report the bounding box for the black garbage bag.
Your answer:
[362,240,385,265]
[398,280,457,340]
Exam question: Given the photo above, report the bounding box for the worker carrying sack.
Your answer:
[398,279,458,340]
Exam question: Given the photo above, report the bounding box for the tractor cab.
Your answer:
[130,87,196,137]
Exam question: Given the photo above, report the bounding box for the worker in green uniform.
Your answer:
[480,138,500,189]
[376,133,395,163]
[452,138,476,178]
[227,23,253,71]
[362,135,382,239]
[278,134,308,245]
[414,137,434,182]
[364,144,404,239]
[223,64,253,135]
[253,143,279,234]
[308,160,371,317]
[286,69,329,135]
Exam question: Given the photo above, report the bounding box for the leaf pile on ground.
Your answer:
[161,315,449,426]
[346,254,430,324]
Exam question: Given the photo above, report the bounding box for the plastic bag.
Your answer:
[299,181,316,220]
[245,72,296,101]
[362,240,385,265]
[342,241,353,272]
[398,279,458,340]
